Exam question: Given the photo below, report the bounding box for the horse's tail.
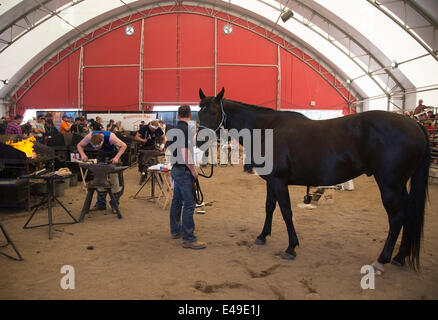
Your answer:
[406,123,430,271]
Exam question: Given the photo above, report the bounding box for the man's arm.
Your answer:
[159,132,167,151]
[182,147,198,180]
[109,133,127,164]
[32,125,39,134]
[77,133,92,161]
[61,121,71,132]
[134,131,147,144]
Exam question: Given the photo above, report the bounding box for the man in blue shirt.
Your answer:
[77,131,127,213]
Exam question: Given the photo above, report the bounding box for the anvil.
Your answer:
[79,163,129,188]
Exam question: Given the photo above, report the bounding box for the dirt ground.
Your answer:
[0,164,437,300]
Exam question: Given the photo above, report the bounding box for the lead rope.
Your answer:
[192,100,226,205]
[193,164,214,205]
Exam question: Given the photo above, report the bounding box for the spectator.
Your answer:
[107,119,116,132]
[427,110,436,120]
[32,116,46,142]
[60,115,72,134]
[0,117,6,134]
[413,99,428,115]
[114,121,125,132]
[424,120,435,136]
[82,118,90,134]
[71,117,84,135]
[92,116,104,131]
[5,114,23,135]
[44,118,59,139]
[21,120,33,137]
[45,112,54,122]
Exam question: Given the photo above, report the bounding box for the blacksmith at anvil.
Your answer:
[76,131,127,213]
[134,119,167,184]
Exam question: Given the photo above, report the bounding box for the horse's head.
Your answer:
[198,87,225,131]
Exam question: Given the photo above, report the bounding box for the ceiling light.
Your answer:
[346,79,352,85]
[281,10,294,23]
[125,25,134,36]
[391,61,398,69]
[223,24,233,35]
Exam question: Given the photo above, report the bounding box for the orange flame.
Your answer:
[6,136,36,158]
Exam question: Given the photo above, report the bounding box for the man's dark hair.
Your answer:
[178,105,191,118]
[15,114,23,120]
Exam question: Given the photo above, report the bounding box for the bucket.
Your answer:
[70,174,78,187]
[62,177,70,189]
[54,180,65,197]
[31,182,47,195]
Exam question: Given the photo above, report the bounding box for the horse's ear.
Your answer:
[199,88,206,100]
[215,87,225,101]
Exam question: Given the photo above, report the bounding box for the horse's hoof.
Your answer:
[282,252,296,260]
[254,238,266,245]
[391,259,404,267]
[372,261,384,276]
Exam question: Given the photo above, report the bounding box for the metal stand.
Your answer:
[22,175,78,240]
[79,187,122,221]
[133,170,164,201]
[0,222,23,261]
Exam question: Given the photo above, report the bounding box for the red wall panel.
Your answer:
[180,69,215,102]
[144,15,177,68]
[280,48,346,109]
[143,70,178,103]
[83,67,138,111]
[84,20,141,66]
[217,20,277,65]
[180,14,214,68]
[289,56,346,109]
[17,50,79,112]
[143,14,215,104]
[217,66,277,109]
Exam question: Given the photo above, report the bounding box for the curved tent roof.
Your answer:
[0,0,437,112]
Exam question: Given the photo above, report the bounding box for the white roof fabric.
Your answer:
[0,0,437,112]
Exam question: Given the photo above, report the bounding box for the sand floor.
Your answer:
[0,164,437,300]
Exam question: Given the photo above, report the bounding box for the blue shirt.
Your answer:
[92,131,115,153]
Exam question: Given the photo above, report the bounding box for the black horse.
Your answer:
[198,87,430,273]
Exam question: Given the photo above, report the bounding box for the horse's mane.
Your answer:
[225,99,307,118]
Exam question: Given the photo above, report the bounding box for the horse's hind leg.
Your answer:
[255,181,276,245]
[391,188,410,267]
[374,184,407,272]
[272,178,299,260]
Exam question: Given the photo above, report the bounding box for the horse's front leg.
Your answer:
[274,179,299,260]
[255,181,276,245]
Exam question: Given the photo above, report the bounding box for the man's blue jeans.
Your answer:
[96,192,120,208]
[170,166,196,243]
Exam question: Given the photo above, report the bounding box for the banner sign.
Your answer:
[86,113,157,132]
